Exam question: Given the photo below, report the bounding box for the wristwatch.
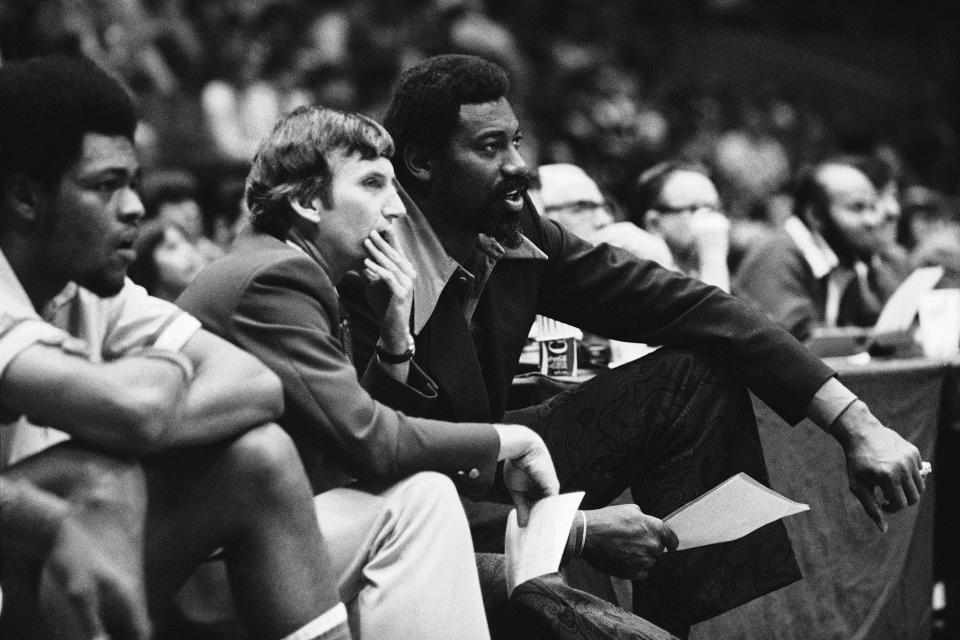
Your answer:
[376,334,416,364]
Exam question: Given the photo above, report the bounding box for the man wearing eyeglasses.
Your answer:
[535,163,677,272]
[628,160,732,292]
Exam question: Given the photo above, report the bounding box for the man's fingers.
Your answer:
[363,259,403,291]
[368,233,416,277]
[911,465,927,498]
[901,469,921,506]
[877,474,908,512]
[513,492,532,527]
[659,522,679,552]
[851,483,886,532]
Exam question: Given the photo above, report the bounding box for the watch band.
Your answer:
[375,336,416,364]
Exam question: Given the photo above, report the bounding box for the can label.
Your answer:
[539,338,578,376]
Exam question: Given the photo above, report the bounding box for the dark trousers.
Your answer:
[505,348,802,635]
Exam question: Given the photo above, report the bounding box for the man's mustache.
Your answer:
[497,176,531,198]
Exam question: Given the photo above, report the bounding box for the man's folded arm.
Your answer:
[168,328,284,447]
[1,343,187,454]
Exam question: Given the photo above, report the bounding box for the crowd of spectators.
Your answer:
[4,0,959,214]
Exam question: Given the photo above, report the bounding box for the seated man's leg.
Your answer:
[143,423,344,640]
[1,443,149,640]
[312,472,490,640]
[506,348,800,633]
[478,553,680,640]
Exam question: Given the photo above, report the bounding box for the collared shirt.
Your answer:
[783,216,855,327]
[393,192,547,335]
[0,248,200,466]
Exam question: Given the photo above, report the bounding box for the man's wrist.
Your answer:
[375,334,416,364]
[829,399,871,448]
[807,376,859,433]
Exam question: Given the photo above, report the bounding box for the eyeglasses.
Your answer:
[652,203,722,216]
[544,201,608,215]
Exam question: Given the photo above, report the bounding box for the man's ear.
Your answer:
[2,174,45,224]
[288,196,321,224]
[403,145,432,184]
[643,210,662,234]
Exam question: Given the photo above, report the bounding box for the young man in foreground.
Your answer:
[0,56,350,640]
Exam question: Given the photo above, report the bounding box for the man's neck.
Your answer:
[0,235,64,313]
[413,194,479,267]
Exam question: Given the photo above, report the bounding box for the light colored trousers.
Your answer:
[315,472,490,640]
[177,471,490,640]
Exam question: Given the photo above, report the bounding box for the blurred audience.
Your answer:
[901,188,960,288]
[734,157,906,341]
[140,168,224,262]
[128,221,207,302]
[629,160,732,291]
[538,163,677,270]
[7,0,957,246]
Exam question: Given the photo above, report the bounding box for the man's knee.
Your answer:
[220,423,307,505]
[636,347,739,389]
[393,471,463,522]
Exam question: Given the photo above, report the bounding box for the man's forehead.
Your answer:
[660,171,718,205]
[74,132,138,174]
[329,150,395,178]
[819,164,875,201]
[455,97,519,136]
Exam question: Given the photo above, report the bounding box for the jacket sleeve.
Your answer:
[225,257,499,482]
[528,215,835,425]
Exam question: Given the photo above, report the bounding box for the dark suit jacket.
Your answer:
[339,199,836,547]
[177,229,500,494]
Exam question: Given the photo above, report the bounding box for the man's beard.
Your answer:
[484,212,523,249]
[819,212,875,263]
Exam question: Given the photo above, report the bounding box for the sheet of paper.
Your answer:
[664,473,809,551]
[504,492,584,597]
[873,266,945,335]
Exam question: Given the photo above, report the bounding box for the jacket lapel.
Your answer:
[423,286,492,421]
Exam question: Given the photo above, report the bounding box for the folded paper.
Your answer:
[504,492,585,596]
[664,473,809,551]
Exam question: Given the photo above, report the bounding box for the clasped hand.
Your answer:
[580,504,678,580]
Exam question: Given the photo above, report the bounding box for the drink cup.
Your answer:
[917,288,960,359]
[539,337,578,376]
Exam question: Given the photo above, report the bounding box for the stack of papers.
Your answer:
[663,473,809,551]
